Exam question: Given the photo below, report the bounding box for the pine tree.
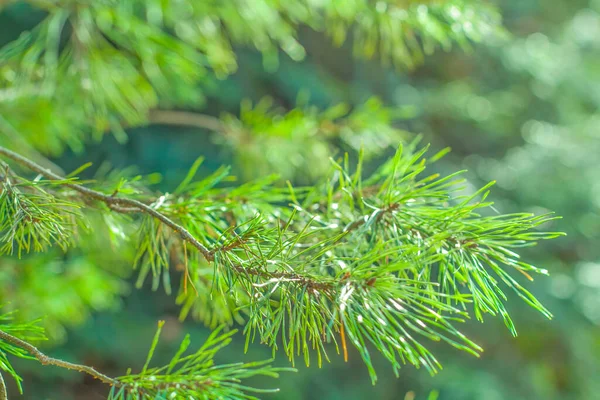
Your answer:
[0,1,563,399]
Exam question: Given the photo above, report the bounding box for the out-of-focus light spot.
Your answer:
[2,68,16,82]
[584,115,600,138]
[376,1,387,13]
[521,120,544,143]
[576,291,600,324]
[521,120,562,148]
[175,22,195,41]
[393,84,421,107]
[146,4,163,25]
[466,96,492,121]
[571,9,600,43]
[504,145,536,173]
[390,8,408,20]
[495,173,517,190]
[525,33,550,58]
[531,81,554,99]
[463,21,473,34]
[462,154,483,170]
[449,6,462,19]
[549,274,576,299]
[81,78,92,91]
[591,182,600,209]
[578,213,600,238]
[200,17,218,35]
[576,262,600,288]
[474,157,494,180]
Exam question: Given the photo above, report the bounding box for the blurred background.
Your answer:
[1,0,600,399]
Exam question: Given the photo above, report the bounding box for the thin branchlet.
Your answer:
[0,372,6,400]
[0,329,120,387]
[230,264,336,293]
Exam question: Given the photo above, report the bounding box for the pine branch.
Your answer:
[0,146,350,312]
[0,146,213,261]
[0,329,120,387]
[0,144,563,385]
[0,146,351,299]
[0,145,352,292]
[0,317,289,400]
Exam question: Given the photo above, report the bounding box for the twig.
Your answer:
[0,145,213,261]
[230,264,336,293]
[0,329,121,388]
[148,110,224,133]
[0,372,6,400]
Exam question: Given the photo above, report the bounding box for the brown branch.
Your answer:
[0,329,121,388]
[0,145,213,261]
[230,264,336,293]
[0,372,6,400]
[148,110,224,133]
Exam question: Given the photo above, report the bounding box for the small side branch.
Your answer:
[0,145,213,261]
[148,110,224,133]
[0,372,7,400]
[0,329,120,388]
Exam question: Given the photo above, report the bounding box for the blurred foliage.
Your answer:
[0,252,127,341]
[0,0,503,157]
[217,96,411,182]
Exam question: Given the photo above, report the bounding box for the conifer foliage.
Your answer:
[0,1,561,399]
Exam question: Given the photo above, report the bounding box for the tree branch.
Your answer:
[148,110,224,133]
[0,145,213,261]
[0,329,121,388]
[230,264,337,293]
[0,145,341,293]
